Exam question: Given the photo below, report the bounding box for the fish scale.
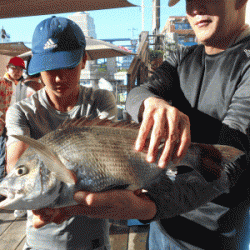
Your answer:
[40,125,153,185]
[0,117,245,210]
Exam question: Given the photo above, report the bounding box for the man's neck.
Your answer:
[204,46,224,55]
[45,87,80,112]
[204,24,249,55]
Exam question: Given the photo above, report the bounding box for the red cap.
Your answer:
[8,57,25,69]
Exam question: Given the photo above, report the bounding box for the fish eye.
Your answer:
[16,166,29,176]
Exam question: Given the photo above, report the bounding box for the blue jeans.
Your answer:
[147,214,250,250]
[0,128,6,182]
[147,221,182,250]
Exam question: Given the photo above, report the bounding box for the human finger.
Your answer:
[173,115,191,163]
[134,189,151,201]
[74,191,114,207]
[33,214,50,228]
[146,111,167,163]
[32,208,56,219]
[135,112,154,152]
[52,208,72,224]
[32,208,60,227]
[158,108,180,168]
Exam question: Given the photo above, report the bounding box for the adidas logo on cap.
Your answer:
[44,39,58,50]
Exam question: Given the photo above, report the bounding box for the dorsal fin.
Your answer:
[58,117,141,130]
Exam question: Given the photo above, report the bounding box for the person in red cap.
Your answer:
[0,56,25,191]
[1,57,43,219]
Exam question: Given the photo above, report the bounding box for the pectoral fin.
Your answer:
[11,135,76,185]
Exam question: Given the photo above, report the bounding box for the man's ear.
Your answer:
[81,52,87,69]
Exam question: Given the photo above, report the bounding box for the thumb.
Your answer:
[73,191,89,204]
[74,191,93,205]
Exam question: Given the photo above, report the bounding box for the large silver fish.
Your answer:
[0,118,244,210]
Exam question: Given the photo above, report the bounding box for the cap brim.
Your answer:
[8,63,26,69]
[28,48,84,75]
[168,0,180,6]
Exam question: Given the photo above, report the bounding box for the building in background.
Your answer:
[161,16,197,55]
[119,41,136,70]
[67,11,127,115]
[68,12,99,88]
[68,12,96,38]
[121,55,133,69]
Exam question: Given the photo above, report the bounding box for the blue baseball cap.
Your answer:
[28,16,86,75]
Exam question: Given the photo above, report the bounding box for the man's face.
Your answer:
[7,65,23,81]
[40,59,83,98]
[186,0,239,45]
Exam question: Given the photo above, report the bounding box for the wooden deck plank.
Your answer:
[110,233,129,250]
[127,225,149,250]
[0,209,15,236]
[109,221,130,250]
[15,235,26,250]
[0,217,26,250]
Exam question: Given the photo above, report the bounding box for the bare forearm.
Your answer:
[32,190,157,228]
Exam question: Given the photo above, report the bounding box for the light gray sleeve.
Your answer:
[6,103,31,147]
[93,89,118,120]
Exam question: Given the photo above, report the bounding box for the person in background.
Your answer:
[0,56,25,193]
[6,16,117,250]
[22,73,44,98]
[16,68,44,101]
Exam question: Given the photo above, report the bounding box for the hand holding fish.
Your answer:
[136,97,191,168]
[32,189,156,228]
[32,207,70,228]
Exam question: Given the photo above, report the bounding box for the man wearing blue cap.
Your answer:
[18,0,250,249]
[5,16,117,250]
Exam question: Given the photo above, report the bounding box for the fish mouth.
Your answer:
[0,194,6,203]
[0,196,13,209]
[0,187,22,209]
[0,182,62,210]
[0,193,26,210]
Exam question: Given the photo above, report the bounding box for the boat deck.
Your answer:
[0,209,149,250]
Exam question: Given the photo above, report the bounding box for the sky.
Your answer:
[0,0,186,48]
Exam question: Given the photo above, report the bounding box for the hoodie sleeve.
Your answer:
[125,48,250,222]
[142,152,247,221]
